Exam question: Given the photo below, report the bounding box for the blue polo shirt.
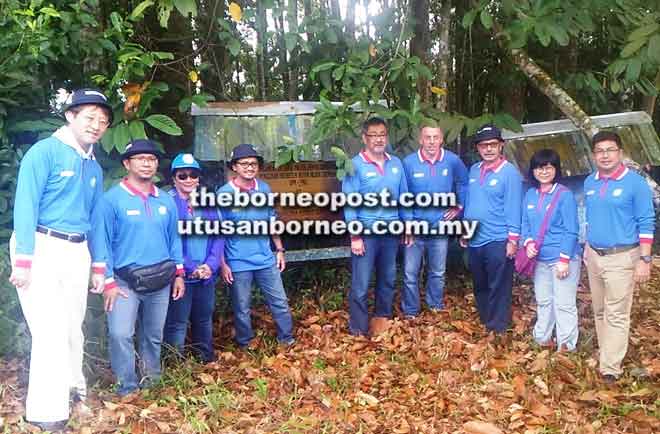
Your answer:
[13,127,105,269]
[217,179,277,272]
[402,148,468,226]
[583,165,654,248]
[342,151,411,228]
[464,159,523,247]
[93,180,184,287]
[521,183,580,262]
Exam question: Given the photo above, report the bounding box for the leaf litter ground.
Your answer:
[1,270,658,433]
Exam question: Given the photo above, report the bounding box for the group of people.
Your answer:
[8,89,655,431]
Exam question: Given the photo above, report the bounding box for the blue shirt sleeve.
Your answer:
[13,144,51,257]
[452,155,469,208]
[99,195,117,280]
[558,190,579,258]
[88,168,106,266]
[341,170,360,223]
[204,210,224,274]
[505,167,523,239]
[521,189,532,245]
[633,176,655,239]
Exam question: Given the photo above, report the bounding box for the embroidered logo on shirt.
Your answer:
[158,206,167,215]
[527,204,535,209]
[442,168,448,176]
[59,170,74,177]
[127,210,141,216]
[90,177,96,188]
[469,178,476,183]
[489,179,498,186]
[612,188,623,197]
[413,172,425,178]
[365,172,378,178]
[586,190,595,196]
[391,167,399,174]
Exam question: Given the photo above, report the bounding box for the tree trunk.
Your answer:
[256,0,268,101]
[410,0,431,102]
[434,0,451,111]
[641,70,660,117]
[286,0,299,100]
[345,0,355,40]
[276,0,289,100]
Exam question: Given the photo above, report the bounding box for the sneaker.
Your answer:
[28,419,68,432]
[601,374,618,384]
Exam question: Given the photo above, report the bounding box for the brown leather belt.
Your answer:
[590,243,638,256]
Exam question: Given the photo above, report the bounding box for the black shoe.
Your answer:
[601,374,618,384]
[28,419,68,432]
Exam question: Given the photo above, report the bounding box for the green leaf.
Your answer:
[311,62,336,74]
[110,12,122,32]
[493,113,523,133]
[152,51,174,60]
[330,146,347,159]
[114,122,131,152]
[173,0,197,17]
[610,79,621,93]
[548,24,569,46]
[332,65,345,81]
[621,38,647,58]
[101,127,115,153]
[461,10,478,29]
[39,7,60,17]
[158,0,173,27]
[128,120,147,140]
[628,22,660,42]
[648,34,660,64]
[130,0,154,21]
[144,114,183,136]
[534,23,552,47]
[336,168,346,180]
[284,33,298,52]
[178,97,192,113]
[625,58,642,82]
[227,38,241,56]
[275,149,292,168]
[480,10,493,30]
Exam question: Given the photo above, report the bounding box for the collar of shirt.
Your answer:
[595,164,627,197]
[230,178,258,193]
[120,178,158,199]
[418,148,444,165]
[478,157,506,184]
[536,182,558,211]
[360,150,391,175]
[53,126,95,160]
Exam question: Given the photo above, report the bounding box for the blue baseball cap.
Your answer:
[171,153,201,172]
[65,88,113,123]
[472,124,503,144]
[121,139,163,160]
[229,143,264,165]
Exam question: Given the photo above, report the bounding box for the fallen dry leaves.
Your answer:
[1,270,659,433]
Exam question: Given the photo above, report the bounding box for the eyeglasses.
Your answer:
[477,141,501,150]
[130,156,158,164]
[593,147,620,156]
[175,172,200,181]
[235,161,259,169]
[533,165,556,173]
[83,115,110,128]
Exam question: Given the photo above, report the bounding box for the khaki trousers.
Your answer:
[585,245,638,377]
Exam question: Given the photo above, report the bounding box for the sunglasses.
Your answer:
[175,172,200,181]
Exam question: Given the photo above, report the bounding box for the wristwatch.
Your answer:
[275,248,286,253]
[640,255,652,264]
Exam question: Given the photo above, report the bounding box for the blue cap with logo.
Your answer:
[65,88,113,123]
[121,139,163,160]
[472,124,504,144]
[171,153,201,172]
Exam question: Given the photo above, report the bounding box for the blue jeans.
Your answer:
[468,240,513,333]
[230,264,294,347]
[349,235,399,335]
[107,278,170,396]
[164,279,216,362]
[533,259,580,350]
[402,235,449,316]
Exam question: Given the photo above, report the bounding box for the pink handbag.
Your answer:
[515,186,566,277]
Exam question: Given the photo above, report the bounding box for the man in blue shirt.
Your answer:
[9,89,111,431]
[401,123,468,317]
[218,144,294,349]
[583,131,655,383]
[342,117,411,335]
[96,139,185,396]
[462,125,523,337]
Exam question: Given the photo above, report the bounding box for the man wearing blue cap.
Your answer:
[217,144,294,349]
[462,125,522,338]
[164,153,223,363]
[9,88,112,430]
[93,139,185,396]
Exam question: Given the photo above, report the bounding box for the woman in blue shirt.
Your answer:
[521,149,581,351]
[164,153,224,363]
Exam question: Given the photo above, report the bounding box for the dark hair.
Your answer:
[66,104,112,123]
[361,117,388,135]
[591,131,622,150]
[528,149,562,188]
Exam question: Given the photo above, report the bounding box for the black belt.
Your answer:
[591,243,639,256]
[36,226,86,243]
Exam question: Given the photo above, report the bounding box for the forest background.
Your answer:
[2,0,660,357]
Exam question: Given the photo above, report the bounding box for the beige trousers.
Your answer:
[10,232,90,422]
[585,245,638,377]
